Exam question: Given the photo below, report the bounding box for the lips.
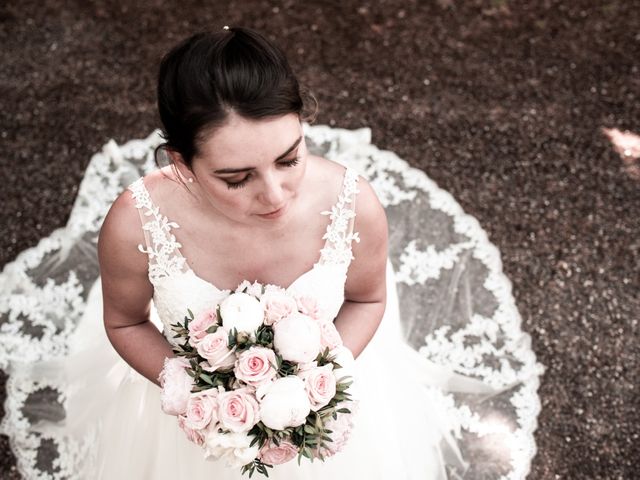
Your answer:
[257,203,288,219]
[262,206,284,215]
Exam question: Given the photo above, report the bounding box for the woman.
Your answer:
[1,26,542,480]
[99,31,387,389]
[97,26,458,478]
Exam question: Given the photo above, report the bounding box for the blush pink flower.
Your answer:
[184,389,220,431]
[234,347,277,388]
[197,329,236,372]
[318,320,342,350]
[217,388,261,433]
[188,307,219,345]
[298,364,337,411]
[258,439,298,465]
[295,295,324,321]
[260,291,297,326]
[178,413,206,446]
[317,406,358,458]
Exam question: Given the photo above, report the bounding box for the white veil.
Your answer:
[0,124,543,479]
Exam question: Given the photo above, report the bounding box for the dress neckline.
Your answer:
[131,166,356,292]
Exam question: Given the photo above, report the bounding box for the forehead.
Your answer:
[196,112,302,167]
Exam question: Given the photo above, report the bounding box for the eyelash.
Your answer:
[225,157,301,190]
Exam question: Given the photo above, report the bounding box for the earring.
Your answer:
[188,177,194,183]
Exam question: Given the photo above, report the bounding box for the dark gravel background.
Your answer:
[1,0,638,478]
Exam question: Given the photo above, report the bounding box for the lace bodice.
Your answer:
[128,167,361,346]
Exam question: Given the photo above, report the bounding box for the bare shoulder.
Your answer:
[98,167,173,260]
[98,184,147,267]
[307,155,387,233]
[307,155,348,199]
[98,182,154,326]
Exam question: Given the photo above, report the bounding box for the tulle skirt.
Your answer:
[4,261,486,480]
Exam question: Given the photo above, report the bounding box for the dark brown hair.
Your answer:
[155,26,316,169]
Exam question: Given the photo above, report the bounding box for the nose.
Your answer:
[257,171,285,208]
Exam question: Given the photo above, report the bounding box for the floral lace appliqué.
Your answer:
[127,178,188,282]
[319,168,361,266]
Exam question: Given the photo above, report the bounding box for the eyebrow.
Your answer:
[213,136,303,174]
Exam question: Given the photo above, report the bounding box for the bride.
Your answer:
[0,26,543,480]
[99,26,458,478]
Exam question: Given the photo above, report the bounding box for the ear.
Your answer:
[166,149,193,182]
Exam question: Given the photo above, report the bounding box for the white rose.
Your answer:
[273,313,321,363]
[204,429,259,468]
[256,376,311,430]
[220,292,264,334]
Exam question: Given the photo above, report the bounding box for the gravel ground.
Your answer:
[1,1,639,478]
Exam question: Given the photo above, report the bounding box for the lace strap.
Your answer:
[127,178,188,281]
[318,167,361,265]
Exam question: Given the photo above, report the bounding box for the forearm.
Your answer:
[105,321,175,388]
[333,299,385,358]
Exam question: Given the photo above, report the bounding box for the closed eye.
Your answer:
[224,156,301,190]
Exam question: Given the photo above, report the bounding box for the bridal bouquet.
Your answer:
[158,280,358,477]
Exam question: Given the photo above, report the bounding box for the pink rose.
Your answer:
[197,329,236,371]
[188,307,218,345]
[159,357,194,416]
[178,414,206,446]
[234,347,277,388]
[258,439,298,465]
[217,388,261,433]
[318,321,342,350]
[184,389,220,430]
[260,292,297,326]
[295,295,324,321]
[298,364,336,411]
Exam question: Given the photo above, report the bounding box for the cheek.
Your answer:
[289,163,307,191]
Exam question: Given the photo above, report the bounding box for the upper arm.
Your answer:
[344,176,388,304]
[98,189,153,329]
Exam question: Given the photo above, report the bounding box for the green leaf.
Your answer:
[205,324,219,334]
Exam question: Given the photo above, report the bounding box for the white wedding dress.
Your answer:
[0,125,544,480]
